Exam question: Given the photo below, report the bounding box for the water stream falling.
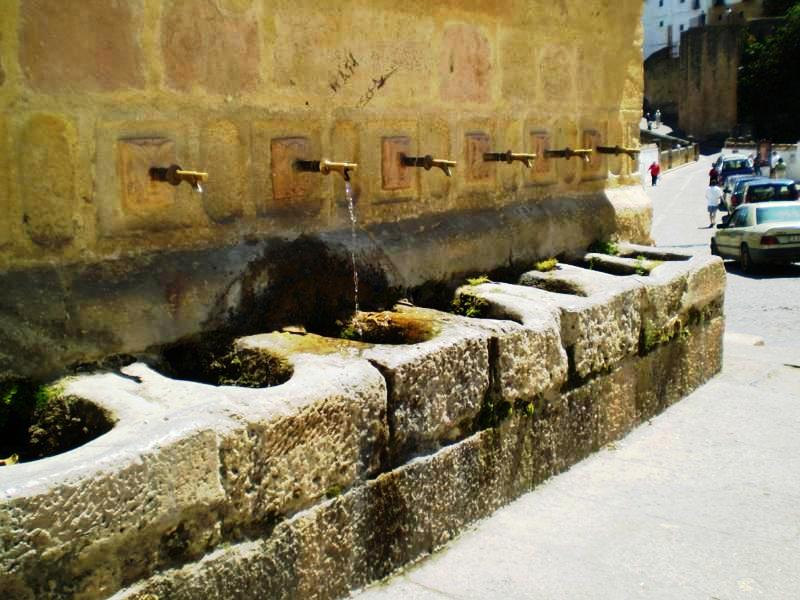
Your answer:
[345,181,362,336]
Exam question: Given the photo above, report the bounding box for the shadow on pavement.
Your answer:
[723,260,800,279]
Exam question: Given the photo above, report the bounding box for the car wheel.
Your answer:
[740,243,755,272]
[710,238,719,256]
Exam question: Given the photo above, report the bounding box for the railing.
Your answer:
[659,144,700,171]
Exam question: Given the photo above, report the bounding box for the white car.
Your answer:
[711,201,800,271]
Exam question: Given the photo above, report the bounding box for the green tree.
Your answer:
[739,5,800,141]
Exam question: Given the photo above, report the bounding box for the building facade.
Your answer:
[643,0,759,59]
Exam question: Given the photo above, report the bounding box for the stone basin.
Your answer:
[0,349,386,600]
[0,249,727,600]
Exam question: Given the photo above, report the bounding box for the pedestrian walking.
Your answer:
[706,178,723,227]
[769,150,782,178]
[648,161,661,186]
[774,157,787,179]
[708,164,719,185]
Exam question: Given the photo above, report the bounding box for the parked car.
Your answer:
[711,201,800,271]
[725,175,771,211]
[740,179,798,205]
[718,156,755,185]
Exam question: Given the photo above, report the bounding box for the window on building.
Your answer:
[680,24,685,31]
[659,0,663,6]
[660,21,664,27]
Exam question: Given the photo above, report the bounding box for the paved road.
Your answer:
[353,160,800,599]
[650,155,800,361]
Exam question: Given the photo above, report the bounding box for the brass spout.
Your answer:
[596,145,640,160]
[543,148,593,162]
[295,159,358,182]
[400,154,457,177]
[483,151,537,168]
[149,164,208,192]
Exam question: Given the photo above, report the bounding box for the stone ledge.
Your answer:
[113,316,724,600]
[0,251,725,600]
[0,353,386,600]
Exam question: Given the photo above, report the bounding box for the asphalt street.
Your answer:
[352,157,800,600]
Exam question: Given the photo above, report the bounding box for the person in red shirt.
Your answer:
[708,165,719,185]
[648,161,661,186]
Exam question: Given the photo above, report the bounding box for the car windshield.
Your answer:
[722,159,749,170]
[756,205,800,224]
[747,184,798,202]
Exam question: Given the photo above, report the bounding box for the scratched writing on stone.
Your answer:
[356,65,399,108]
[329,51,359,93]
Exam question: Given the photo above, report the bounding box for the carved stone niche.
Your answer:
[582,129,604,180]
[381,136,413,191]
[118,137,177,219]
[270,137,313,202]
[529,130,556,185]
[464,132,492,183]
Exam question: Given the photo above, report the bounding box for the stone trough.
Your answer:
[0,248,725,600]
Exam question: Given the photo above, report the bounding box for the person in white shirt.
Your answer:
[706,179,724,227]
[770,150,783,178]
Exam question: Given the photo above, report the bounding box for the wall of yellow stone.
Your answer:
[0,0,644,272]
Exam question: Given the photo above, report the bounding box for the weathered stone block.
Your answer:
[605,185,654,245]
[440,24,492,103]
[457,283,568,401]
[682,255,727,313]
[19,0,144,92]
[18,114,77,247]
[214,345,388,524]
[162,0,260,94]
[501,270,644,379]
[0,348,387,600]
[114,314,724,600]
[359,306,491,463]
[200,120,247,223]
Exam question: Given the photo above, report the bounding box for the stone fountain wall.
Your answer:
[0,0,648,378]
[0,249,726,599]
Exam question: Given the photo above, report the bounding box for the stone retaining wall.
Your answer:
[0,247,725,600]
